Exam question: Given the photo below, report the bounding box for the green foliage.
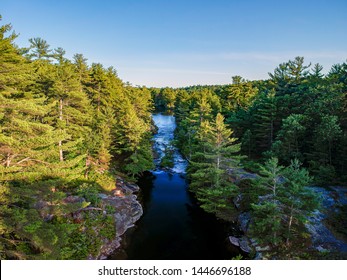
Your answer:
[250,158,319,247]
[221,76,258,112]
[0,15,151,259]
[187,113,241,219]
[231,254,243,260]
[271,114,306,163]
[76,183,101,206]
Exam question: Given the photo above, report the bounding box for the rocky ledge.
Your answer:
[93,177,143,259]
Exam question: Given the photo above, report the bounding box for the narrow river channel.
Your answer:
[112,113,235,260]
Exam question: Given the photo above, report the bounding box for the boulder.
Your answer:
[239,237,251,254]
[229,236,239,247]
[125,183,140,193]
[228,236,252,254]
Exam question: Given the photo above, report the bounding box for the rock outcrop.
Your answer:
[306,186,347,253]
[94,177,143,259]
[227,167,347,258]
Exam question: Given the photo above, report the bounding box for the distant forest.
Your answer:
[1,14,346,259]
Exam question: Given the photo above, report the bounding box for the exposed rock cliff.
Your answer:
[94,177,143,259]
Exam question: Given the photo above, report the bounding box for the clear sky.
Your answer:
[1,0,346,87]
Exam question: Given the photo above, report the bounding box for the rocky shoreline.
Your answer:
[93,177,143,259]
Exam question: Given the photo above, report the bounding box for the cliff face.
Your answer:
[93,177,143,259]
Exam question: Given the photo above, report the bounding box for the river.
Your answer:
[112,113,235,259]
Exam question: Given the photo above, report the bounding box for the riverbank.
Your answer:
[94,177,143,259]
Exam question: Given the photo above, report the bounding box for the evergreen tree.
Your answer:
[0,15,156,259]
[251,157,319,247]
[73,53,90,86]
[160,87,176,111]
[281,159,318,246]
[190,113,241,218]
[251,157,284,246]
[28,37,52,60]
[241,129,253,158]
[221,76,258,113]
[0,16,30,93]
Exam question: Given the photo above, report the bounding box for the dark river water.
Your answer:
[112,113,235,260]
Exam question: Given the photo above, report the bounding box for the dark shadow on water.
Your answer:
[111,172,235,260]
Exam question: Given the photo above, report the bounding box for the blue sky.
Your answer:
[1,0,346,87]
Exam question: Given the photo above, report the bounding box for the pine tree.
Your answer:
[86,63,107,113]
[241,129,253,158]
[73,53,90,86]
[251,157,319,247]
[49,60,92,163]
[281,159,318,246]
[222,76,258,113]
[0,16,30,93]
[190,113,241,219]
[251,157,284,245]
[28,37,52,60]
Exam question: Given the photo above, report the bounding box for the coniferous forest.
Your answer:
[1,15,347,259]
[0,16,154,259]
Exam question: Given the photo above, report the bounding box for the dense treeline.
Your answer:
[0,16,153,259]
[152,59,347,185]
[152,56,347,254]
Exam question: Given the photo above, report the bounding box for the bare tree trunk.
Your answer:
[59,99,64,162]
[5,153,11,167]
[286,205,294,246]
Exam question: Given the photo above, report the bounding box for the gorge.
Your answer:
[112,113,236,260]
